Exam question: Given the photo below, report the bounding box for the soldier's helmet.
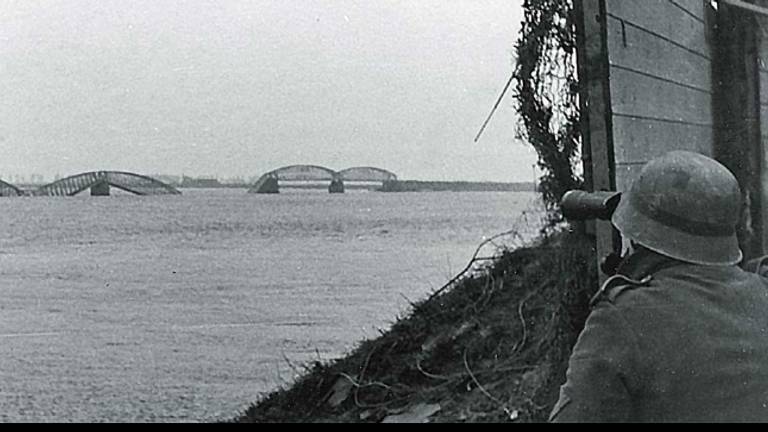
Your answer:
[611,151,743,265]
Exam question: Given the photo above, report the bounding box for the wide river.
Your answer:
[0,189,541,422]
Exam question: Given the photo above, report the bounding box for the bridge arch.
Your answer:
[266,165,338,180]
[249,165,399,194]
[0,179,22,197]
[35,171,181,196]
[338,166,398,182]
[248,165,342,194]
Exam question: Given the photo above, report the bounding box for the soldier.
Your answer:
[550,151,768,422]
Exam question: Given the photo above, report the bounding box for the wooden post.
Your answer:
[712,3,765,260]
[575,0,617,283]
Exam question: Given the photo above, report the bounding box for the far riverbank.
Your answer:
[379,180,535,193]
[170,180,536,193]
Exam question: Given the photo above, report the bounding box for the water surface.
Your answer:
[0,189,541,421]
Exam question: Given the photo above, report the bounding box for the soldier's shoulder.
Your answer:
[590,274,653,307]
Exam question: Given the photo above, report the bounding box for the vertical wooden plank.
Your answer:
[574,0,593,192]
[579,0,615,193]
[745,24,764,259]
[712,3,765,259]
[756,1,768,254]
[577,0,616,283]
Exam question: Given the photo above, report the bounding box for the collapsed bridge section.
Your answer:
[0,179,22,197]
[34,171,182,197]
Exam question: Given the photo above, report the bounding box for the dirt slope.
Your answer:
[233,230,597,423]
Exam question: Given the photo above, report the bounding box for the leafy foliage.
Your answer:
[513,0,582,227]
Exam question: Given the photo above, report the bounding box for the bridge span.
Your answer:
[248,165,398,194]
[34,171,181,197]
[0,179,22,197]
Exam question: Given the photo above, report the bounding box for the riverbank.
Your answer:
[379,181,535,193]
[152,180,536,193]
[233,229,596,423]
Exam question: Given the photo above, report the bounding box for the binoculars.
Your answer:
[560,190,622,221]
[561,190,624,275]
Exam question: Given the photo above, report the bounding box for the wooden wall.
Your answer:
[577,0,768,268]
[603,0,715,192]
[577,0,718,277]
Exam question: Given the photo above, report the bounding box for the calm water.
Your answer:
[0,189,542,422]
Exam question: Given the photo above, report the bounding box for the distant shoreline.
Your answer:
[377,180,535,192]
[12,180,536,194]
[175,180,537,193]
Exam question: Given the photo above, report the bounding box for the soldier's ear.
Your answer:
[619,234,635,257]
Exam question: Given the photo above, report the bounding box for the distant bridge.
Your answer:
[34,171,182,197]
[0,179,22,197]
[248,165,398,194]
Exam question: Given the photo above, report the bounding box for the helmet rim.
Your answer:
[611,151,743,266]
[612,196,743,266]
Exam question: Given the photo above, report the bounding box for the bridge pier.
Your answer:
[380,179,403,192]
[253,175,279,194]
[248,166,397,194]
[328,178,344,193]
[90,181,111,196]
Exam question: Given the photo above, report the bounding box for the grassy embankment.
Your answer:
[233,229,597,423]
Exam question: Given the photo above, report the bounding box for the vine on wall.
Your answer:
[513,0,582,227]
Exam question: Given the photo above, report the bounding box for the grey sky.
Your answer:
[1,0,535,182]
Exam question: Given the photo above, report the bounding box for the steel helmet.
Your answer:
[611,151,743,265]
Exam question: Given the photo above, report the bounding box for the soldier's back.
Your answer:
[614,263,768,422]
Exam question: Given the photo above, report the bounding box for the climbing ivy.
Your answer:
[513,0,582,227]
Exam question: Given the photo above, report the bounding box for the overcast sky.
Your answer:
[0,0,535,182]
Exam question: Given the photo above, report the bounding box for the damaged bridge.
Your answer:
[248,165,398,194]
[0,179,22,197]
[33,171,181,197]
